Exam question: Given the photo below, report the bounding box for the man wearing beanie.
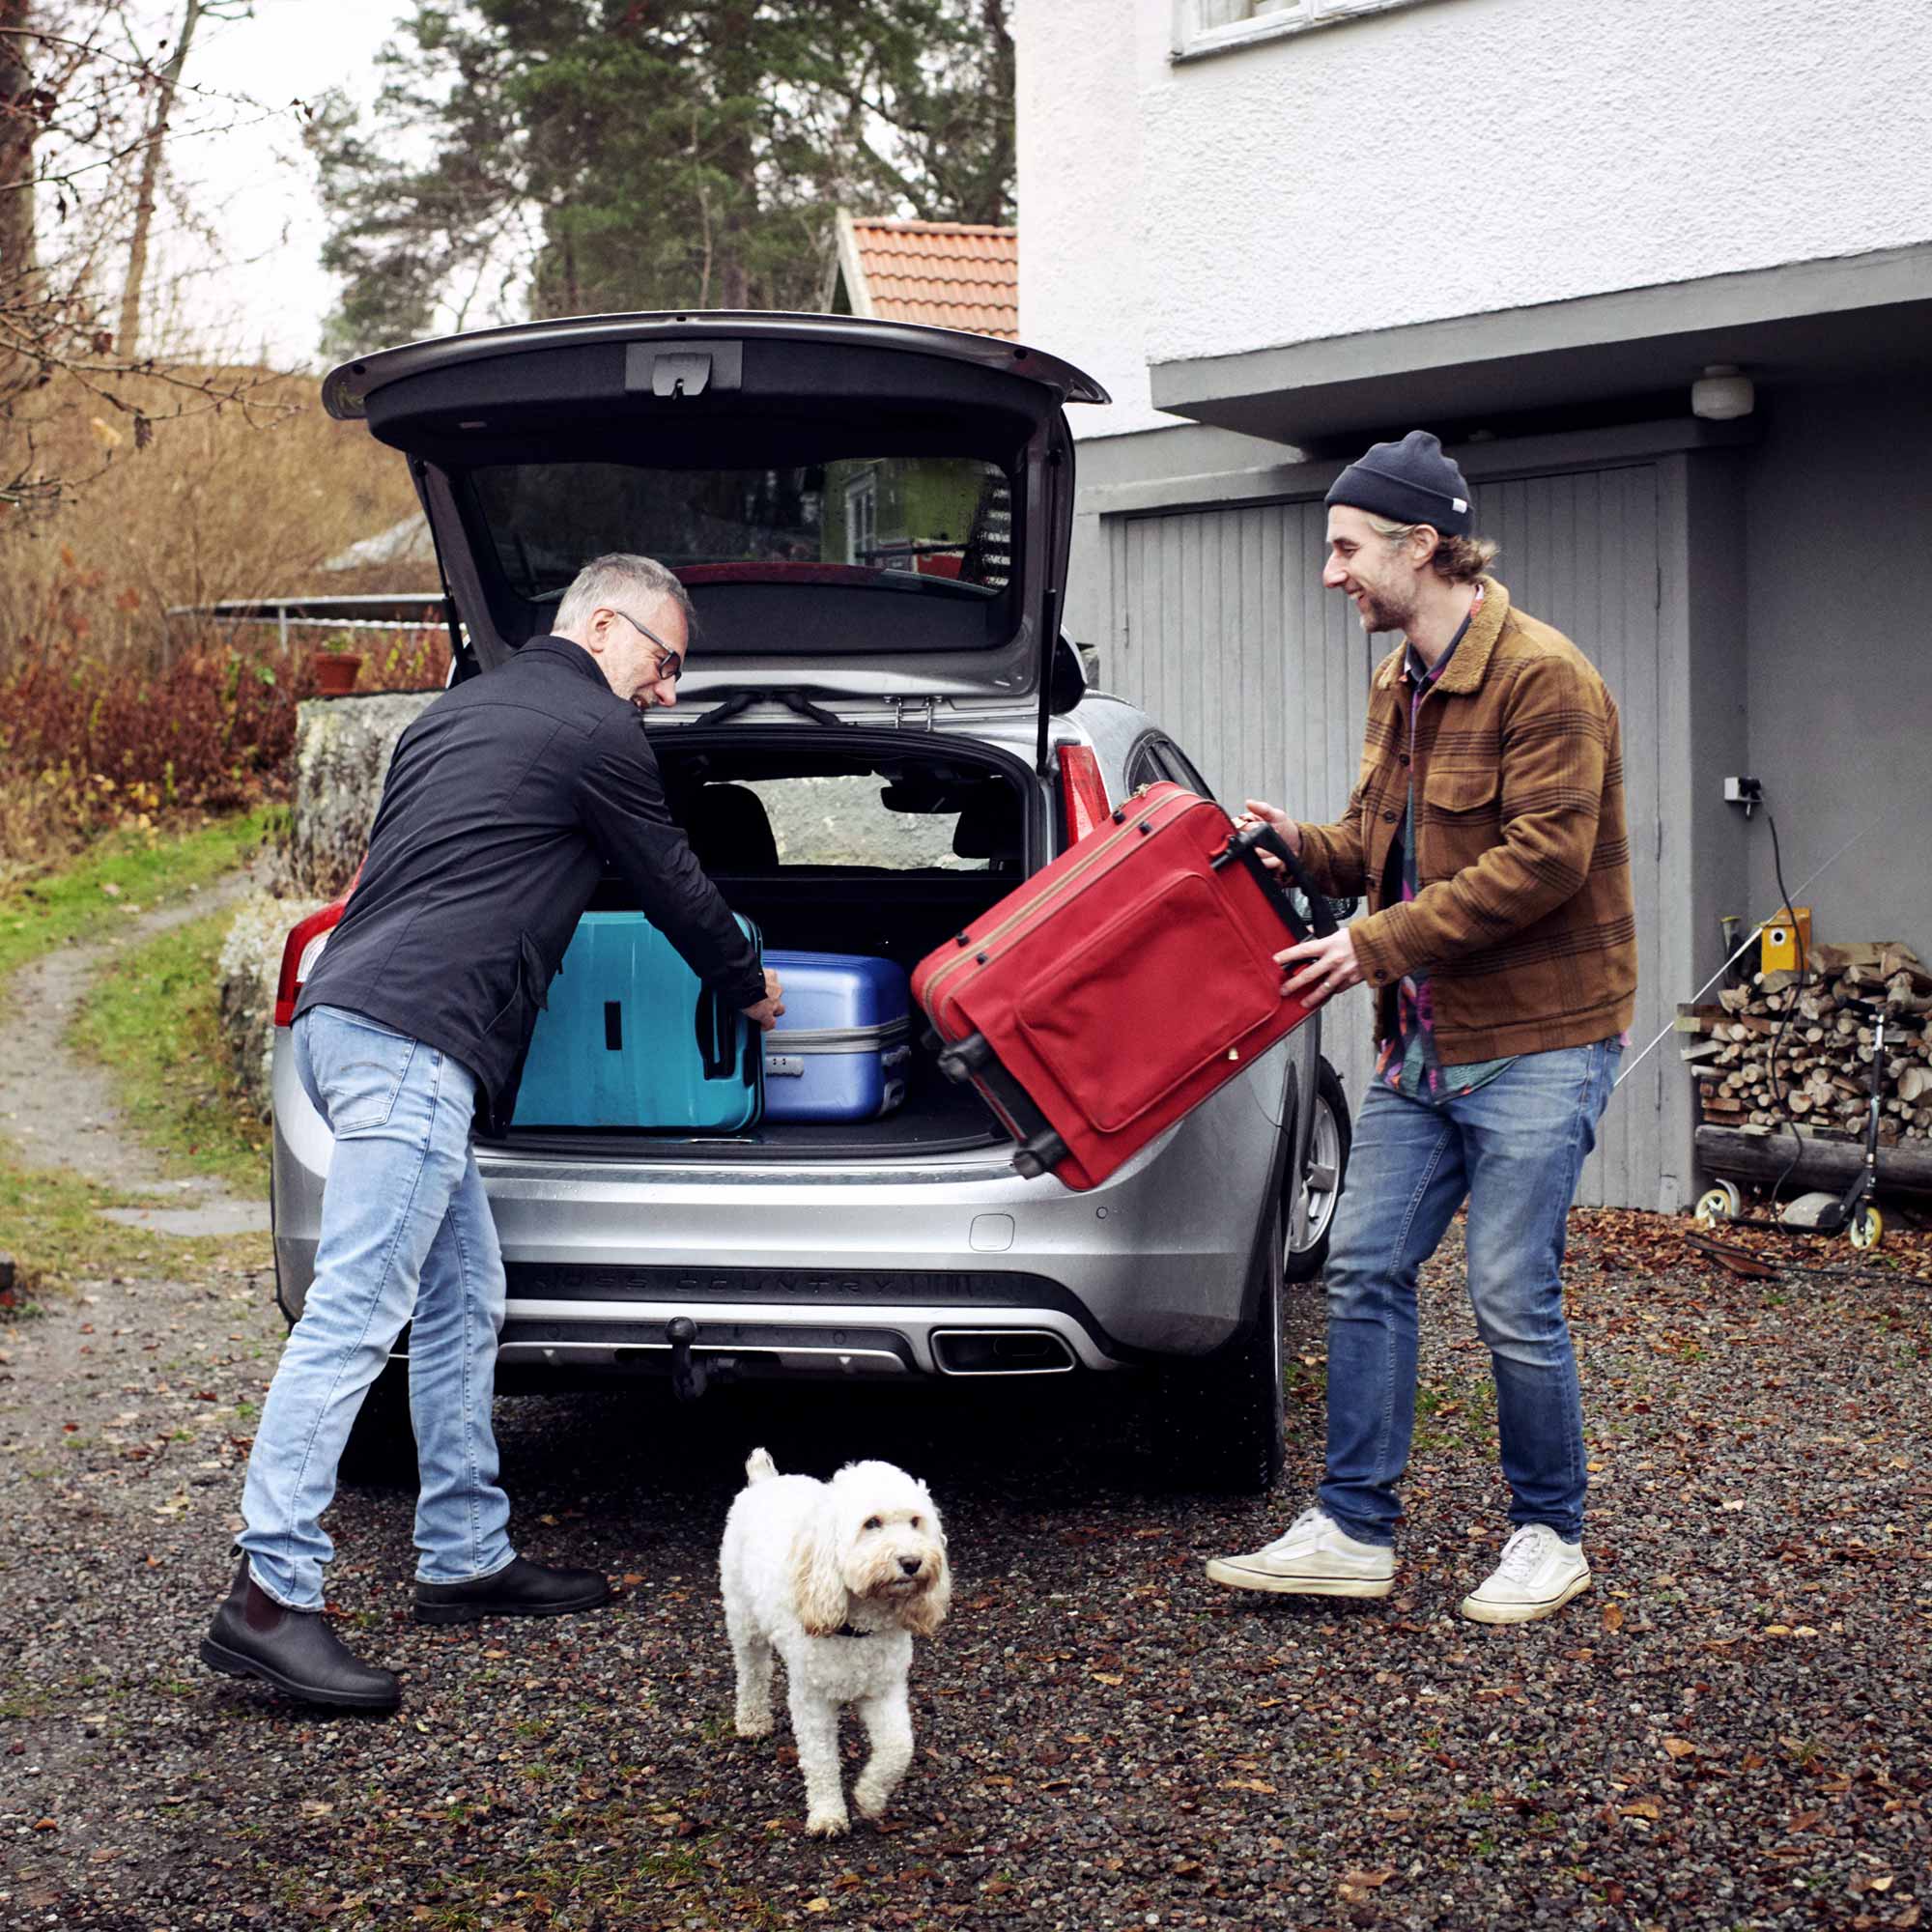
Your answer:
[1208,430,1635,1624]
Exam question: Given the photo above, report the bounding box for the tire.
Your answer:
[1286,1057,1351,1283]
[336,1360,419,1488]
[1151,1210,1287,1494]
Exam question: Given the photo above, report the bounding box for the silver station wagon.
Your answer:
[269,313,1349,1492]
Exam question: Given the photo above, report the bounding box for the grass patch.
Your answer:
[0,808,276,983]
[69,899,270,1194]
[0,1152,270,1296]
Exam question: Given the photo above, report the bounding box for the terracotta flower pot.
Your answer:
[312,652,363,696]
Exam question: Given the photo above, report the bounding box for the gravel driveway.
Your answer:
[3,1207,1928,1932]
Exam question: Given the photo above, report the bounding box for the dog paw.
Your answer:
[805,1807,850,1839]
[853,1780,891,1822]
[734,1712,775,1740]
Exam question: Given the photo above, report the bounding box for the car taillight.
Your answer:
[1059,743,1110,846]
[274,898,350,1029]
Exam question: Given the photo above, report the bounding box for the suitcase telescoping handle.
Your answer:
[1211,821,1339,943]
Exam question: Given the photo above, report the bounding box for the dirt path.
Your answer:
[0,867,270,1236]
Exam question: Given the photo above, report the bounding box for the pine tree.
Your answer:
[310,0,1013,357]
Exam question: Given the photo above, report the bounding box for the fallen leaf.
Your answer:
[1619,1799,1662,1820]
[620,1573,644,1588]
[804,1900,830,1914]
[1663,1738,1698,1759]
[1602,1604,1625,1633]
[1091,1672,1123,1686]
[33,1817,57,1832]
[1341,1870,1393,1889]
[1221,1777,1276,1794]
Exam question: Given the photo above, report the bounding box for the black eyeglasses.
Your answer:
[610,607,684,682]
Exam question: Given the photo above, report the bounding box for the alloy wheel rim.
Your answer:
[1289,1094,1343,1262]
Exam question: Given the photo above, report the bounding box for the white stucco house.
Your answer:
[1015,0,1932,1211]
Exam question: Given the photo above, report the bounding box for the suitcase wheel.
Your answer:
[919,1026,945,1057]
[1012,1127,1068,1180]
[935,1031,992,1083]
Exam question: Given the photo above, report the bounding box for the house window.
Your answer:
[844,473,878,566]
[1175,0,1441,59]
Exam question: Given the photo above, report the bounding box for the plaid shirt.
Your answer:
[1297,578,1637,1066]
[1375,590,1519,1099]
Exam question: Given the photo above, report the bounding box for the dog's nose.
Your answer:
[899,1555,923,1577]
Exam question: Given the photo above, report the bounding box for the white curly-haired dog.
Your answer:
[719,1447,950,1837]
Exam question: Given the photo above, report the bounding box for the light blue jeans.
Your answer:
[1317,1039,1620,1547]
[238,1005,515,1608]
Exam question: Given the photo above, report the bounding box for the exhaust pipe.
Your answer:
[930,1328,1077,1376]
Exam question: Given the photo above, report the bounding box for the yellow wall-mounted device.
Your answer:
[1761,906,1812,973]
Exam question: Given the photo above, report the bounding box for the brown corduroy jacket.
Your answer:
[1295,577,1637,1064]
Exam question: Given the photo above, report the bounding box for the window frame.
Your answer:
[1172,0,1444,63]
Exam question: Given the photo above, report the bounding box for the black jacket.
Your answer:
[297,636,764,1132]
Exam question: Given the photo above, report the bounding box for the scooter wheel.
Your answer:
[1849,1206,1883,1251]
[1694,1181,1741,1226]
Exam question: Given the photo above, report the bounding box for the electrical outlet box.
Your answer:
[1723,775,1763,806]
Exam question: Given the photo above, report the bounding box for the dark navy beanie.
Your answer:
[1324,430,1473,536]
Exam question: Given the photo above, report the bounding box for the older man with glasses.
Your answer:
[202,553,783,1713]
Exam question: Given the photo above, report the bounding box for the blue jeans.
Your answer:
[239,1006,515,1608]
[1317,1039,1620,1547]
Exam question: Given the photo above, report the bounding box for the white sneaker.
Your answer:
[1459,1523,1590,1624]
[1205,1506,1396,1598]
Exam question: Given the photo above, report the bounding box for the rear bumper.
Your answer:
[270,1020,1314,1371]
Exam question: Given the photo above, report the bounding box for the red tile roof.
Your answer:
[838,215,1019,340]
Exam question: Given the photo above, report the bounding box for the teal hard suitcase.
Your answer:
[510,911,763,1131]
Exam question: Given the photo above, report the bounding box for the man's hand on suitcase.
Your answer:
[1275,927,1362,1007]
[741,969,786,1033]
[1237,799,1304,865]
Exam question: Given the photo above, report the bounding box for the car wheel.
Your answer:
[336,1361,418,1488]
[1286,1057,1351,1282]
[1151,1209,1287,1495]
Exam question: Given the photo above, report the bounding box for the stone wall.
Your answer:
[220,692,433,1116]
[218,891,325,1122]
[275,690,437,898]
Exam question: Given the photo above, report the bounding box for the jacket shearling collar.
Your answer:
[1374,576,1511,696]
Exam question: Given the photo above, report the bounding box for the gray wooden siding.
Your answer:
[1103,464,1665,1209]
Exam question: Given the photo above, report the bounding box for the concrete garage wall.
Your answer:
[1133,0,1932,371]
[1740,379,1932,959]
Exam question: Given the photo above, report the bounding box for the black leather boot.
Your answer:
[413,1556,611,1625]
[200,1557,401,1712]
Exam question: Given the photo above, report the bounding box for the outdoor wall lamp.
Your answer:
[1691,363,1755,420]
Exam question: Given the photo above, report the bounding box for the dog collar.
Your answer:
[830,1623,874,1639]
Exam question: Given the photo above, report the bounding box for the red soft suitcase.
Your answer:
[912,782,1337,1190]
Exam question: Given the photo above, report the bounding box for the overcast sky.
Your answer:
[146,0,410,368]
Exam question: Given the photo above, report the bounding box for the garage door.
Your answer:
[1103,464,1664,1210]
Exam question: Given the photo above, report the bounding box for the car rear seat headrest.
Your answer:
[684,782,780,871]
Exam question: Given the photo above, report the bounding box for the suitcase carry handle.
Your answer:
[1212,822,1338,942]
[694,986,736,1081]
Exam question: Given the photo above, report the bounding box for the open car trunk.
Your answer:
[483,729,1033,1161]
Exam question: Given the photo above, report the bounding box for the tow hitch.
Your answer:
[666,1317,709,1402]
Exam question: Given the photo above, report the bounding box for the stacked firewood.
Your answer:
[1678,941,1932,1145]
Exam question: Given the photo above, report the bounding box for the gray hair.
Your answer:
[1367,517,1500,585]
[554,553,694,635]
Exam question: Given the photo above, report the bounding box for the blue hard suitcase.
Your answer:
[510,911,763,1131]
[761,951,913,1122]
